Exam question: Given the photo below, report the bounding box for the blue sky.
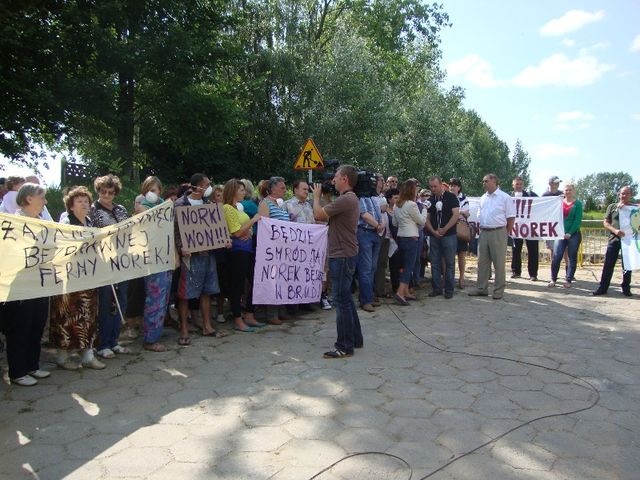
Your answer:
[440,0,640,194]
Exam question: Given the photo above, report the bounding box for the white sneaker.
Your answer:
[29,369,51,379]
[320,295,332,310]
[112,344,132,354]
[215,314,227,324]
[97,348,115,359]
[547,281,556,288]
[12,375,37,386]
[82,358,106,370]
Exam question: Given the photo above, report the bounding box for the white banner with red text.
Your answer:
[466,196,564,240]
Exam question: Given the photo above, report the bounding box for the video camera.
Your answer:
[354,170,378,198]
[319,159,378,198]
[320,158,340,196]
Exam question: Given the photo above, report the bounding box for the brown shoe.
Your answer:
[268,318,283,325]
[360,303,375,312]
[372,298,381,307]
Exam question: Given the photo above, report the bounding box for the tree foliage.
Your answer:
[576,172,638,209]
[1,0,527,189]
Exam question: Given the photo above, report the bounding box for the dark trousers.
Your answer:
[3,297,48,379]
[374,238,390,297]
[227,250,255,318]
[98,281,128,350]
[389,248,403,292]
[329,256,363,353]
[597,239,632,293]
[511,238,539,277]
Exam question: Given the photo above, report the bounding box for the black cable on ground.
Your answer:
[308,299,601,480]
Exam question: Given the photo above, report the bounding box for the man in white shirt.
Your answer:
[469,174,516,300]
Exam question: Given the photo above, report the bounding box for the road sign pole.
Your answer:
[308,169,312,185]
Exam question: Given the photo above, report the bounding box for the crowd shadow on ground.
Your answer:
[0,266,638,479]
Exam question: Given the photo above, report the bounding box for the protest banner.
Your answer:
[253,217,328,304]
[174,202,231,253]
[619,205,640,271]
[466,196,564,240]
[0,201,175,302]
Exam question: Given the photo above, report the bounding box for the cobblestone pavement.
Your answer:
[1,265,639,479]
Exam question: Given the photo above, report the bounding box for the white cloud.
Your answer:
[540,10,605,37]
[446,54,505,88]
[630,34,640,52]
[512,52,613,87]
[554,111,594,131]
[632,113,640,121]
[579,42,610,55]
[555,111,595,122]
[561,38,575,47]
[533,143,579,160]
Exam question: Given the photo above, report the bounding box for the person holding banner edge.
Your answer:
[510,176,539,281]
[222,179,264,332]
[548,183,583,289]
[311,165,363,359]
[50,186,105,370]
[593,185,635,297]
[91,174,132,359]
[137,176,173,352]
[258,176,292,324]
[174,173,227,346]
[2,183,52,386]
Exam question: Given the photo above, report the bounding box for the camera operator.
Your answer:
[311,165,363,359]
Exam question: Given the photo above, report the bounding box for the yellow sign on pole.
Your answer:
[293,138,324,170]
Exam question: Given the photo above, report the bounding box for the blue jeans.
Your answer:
[551,231,581,282]
[329,256,363,353]
[430,234,457,294]
[98,281,128,350]
[356,228,381,305]
[397,237,419,284]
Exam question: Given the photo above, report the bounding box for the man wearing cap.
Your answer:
[543,176,566,263]
[510,176,539,281]
[469,174,516,300]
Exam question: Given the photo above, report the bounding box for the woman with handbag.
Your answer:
[450,178,470,289]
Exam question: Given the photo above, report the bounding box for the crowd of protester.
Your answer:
[0,171,635,384]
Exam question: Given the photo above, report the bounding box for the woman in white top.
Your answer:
[392,179,428,305]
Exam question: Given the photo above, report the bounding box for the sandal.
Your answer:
[178,336,191,346]
[143,343,168,352]
[202,329,228,338]
[244,322,267,328]
[233,326,256,333]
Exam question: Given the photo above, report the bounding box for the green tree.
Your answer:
[510,139,531,188]
[576,172,637,208]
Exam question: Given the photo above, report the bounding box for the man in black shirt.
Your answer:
[425,176,460,299]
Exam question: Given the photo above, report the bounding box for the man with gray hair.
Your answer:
[469,174,516,300]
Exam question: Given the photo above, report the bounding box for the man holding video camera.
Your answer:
[311,165,363,359]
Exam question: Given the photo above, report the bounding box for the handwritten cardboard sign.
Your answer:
[0,201,176,302]
[253,217,328,304]
[174,203,231,253]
